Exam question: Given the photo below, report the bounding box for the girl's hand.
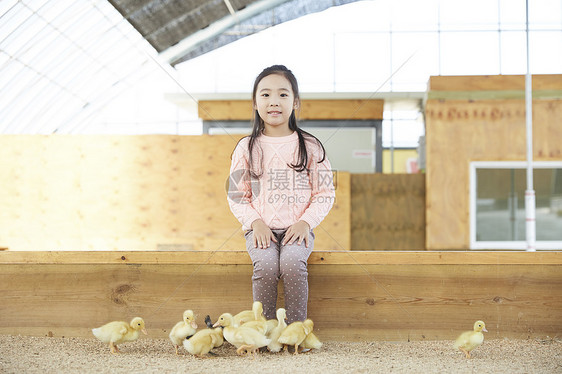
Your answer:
[251,219,277,249]
[282,220,311,247]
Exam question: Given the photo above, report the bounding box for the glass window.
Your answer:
[337,1,391,32]
[391,32,439,91]
[2,0,562,135]
[500,31,527,74]
[390,0,439,31]
[4,79,51,132]
[382,119,424,148]
[530,31,562,73]
[528,0,562,30]
[0,1,19,17]
[470,162,562,249]
[439,0,499,31]
[335,32,391,92]
[440,31,500,75]
[499,0,526,29]
[2,13,45,55]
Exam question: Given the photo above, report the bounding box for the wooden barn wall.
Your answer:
[0,251,560,341]
[0,135,350,251]
[425,74,562,250]
[351,174,425,250]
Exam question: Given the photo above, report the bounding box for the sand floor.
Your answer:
[0,335,561,374]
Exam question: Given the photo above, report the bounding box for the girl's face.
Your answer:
[254,73,298,134]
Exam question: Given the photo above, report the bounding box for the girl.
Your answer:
[227,65,335,323]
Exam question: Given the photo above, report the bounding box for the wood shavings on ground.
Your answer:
[0,335,560,373]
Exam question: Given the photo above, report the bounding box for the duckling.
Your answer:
[454,320,488,358]
[241,320,268,335]
[267,308,287,353]
[299,332,322,352]
[202,315,225,349]
[278,319,314,355]
[213,313,271,357]
[240,303,268,334]
[183,327,224,358]
[92,317,147,354]
[209,326,224,348]
[169,310,198,355]
[265,318,278,334]
[233,301,264,327]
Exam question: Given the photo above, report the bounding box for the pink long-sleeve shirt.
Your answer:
[228,131,335,231]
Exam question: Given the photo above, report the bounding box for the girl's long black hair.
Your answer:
[239,65,326,178]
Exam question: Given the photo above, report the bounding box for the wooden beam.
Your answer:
[427,90,562,100]
[428,74,562,91]
[298,99,384,120]
[198,100,253,121]
[0,250,560,265]
[198,99,384,121]
[0,251,560,341]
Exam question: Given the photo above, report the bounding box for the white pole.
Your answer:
[525,0,536,251]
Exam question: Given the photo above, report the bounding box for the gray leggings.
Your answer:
[245,229,314,323]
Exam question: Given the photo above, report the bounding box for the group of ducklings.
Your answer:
[92,301,321,358]
[93,305,487,359]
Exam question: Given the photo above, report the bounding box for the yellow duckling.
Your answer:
[240,302,268,334]
[267,308,287,353]
[202,315,225,348]
[92,317,147,354]
[454,320,488,358]
[213,313,271,357]
[265,318,278,334]
[233,301,264,327]
[183,327,224,358]
[300,332,322,352]
[169,310,198,355]
[278,319,314,355]
[241,320,268,335]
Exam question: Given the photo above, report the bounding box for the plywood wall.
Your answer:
[425,75,562,250]
[0,135,349,251]
[351,174,425,250]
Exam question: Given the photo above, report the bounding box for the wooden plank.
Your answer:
[198,99,384,121]
[0,250,560,265]
[351,174,425,250]
[198,100,253,121]
[427,89,562,100]
[0,255,560,341]
[428,74,562,91]
[0,263,255,338]
[298,99,384,120]
[309,263,562,341]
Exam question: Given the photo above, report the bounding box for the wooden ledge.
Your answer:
[1,250,560,341]
[0,250,560,265]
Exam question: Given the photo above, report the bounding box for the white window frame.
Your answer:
[469,161,562,250]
